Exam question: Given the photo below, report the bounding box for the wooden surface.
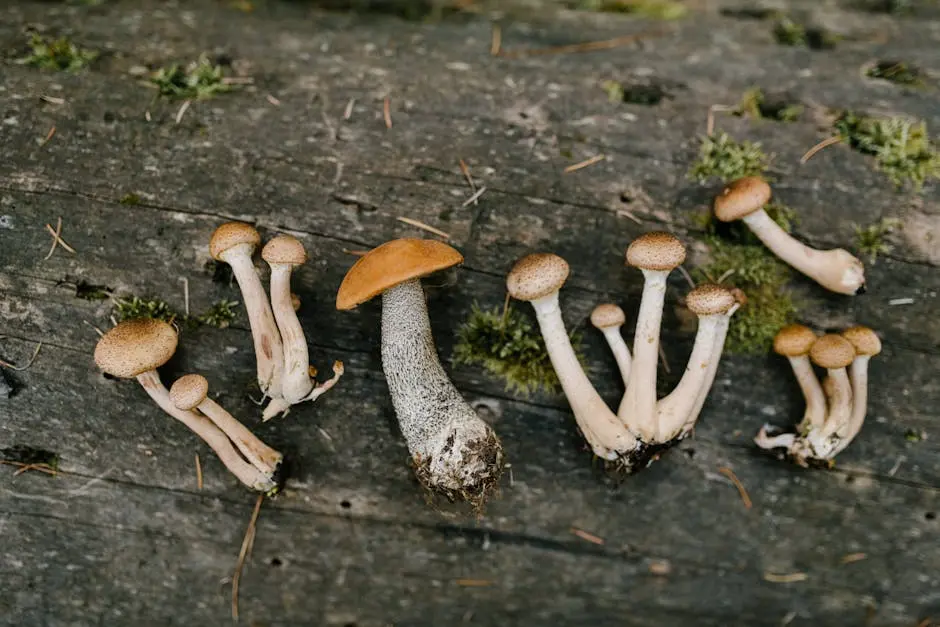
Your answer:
[1,1,939,625]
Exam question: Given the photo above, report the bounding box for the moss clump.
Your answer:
[737,87,804,123]
[150,55,233,100]
[688,132,771,183]
[119,193,141,206]
[113,296,179,324]
[834,112,940,190]
[602,79,673,106]
[17,34,97,72]
[866,60,925,88]
[570,0,687,19]
[196,299,240,328]
[453,303,583,397]
[854,217,902,263]
[773,17,839,49]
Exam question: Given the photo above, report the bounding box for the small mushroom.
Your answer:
[809,334,857,453]
[590,303,631,386]
[169,374,283,479]
[508,254,637,461]
[94,319,275,493]
[713,177,866,295]
[336,239,503,503]
[772,324,826,433]
[830,326,881,456]
[654,284,738,442]
[619,232,687,441]
[209,223,285,401]
[261,235,343,417]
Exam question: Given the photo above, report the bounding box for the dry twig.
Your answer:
[462,186,487,207]
[499,30,665,59]
[490,24,501,56]
[763,571,808,583]
[396,217,450,239]
[459,159,476,191]
[40,126,56,146]
[44,217,76,260]
[1,460,57,476]
[0,340,42,371]
[718,466,752,509]
[570,527,605,545]
[195,453,203,490]
[800,136,842,164]
[232,494,264,621]
[563,154,605,174]
[383,97,392,129]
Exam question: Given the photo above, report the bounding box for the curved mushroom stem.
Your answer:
[618,269,668,440]
[817,368,854,440]
[754,425,797,451]
[260,397,291,422]
[268,263,314,404]
[788,356,827,433]
[742,210,865,295]
[599,326,632,387]
[197,397,283,476]
[300,361,345,402]
[381,279,502,493]
[681,306,736,436]
[527,291,638,459]
[830,355,871,456]
[136,370,276,493]
[220,248,285,398]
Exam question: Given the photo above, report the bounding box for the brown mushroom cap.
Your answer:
[506,253,570,302]
[625,232,687,271]
[94,319,178,378]
[685,284,736,316]
[262,235,307,266]
[590,303,626,329]
[809,334,856,369]
[209,222,261,260]
[773,324,818,357]
[713,176,772,222]
[841,326,882,357]
[336,238,463,310]
[169,374,209,411]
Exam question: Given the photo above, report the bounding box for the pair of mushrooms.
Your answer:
[94,318,283,493]
[507,232,741,471]
[714,176,866,296]
[209,223,343,420]
[755,324,881,465]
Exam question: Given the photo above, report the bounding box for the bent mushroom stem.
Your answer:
[138,371,276,492]
[681,304,737,436]
[789,356,827,432]
[817,370,853,440]
[754,425,797,451]
[268,262,314,402]
[591,304,631,387]
[829,355,870,456]
[198,397,282,476]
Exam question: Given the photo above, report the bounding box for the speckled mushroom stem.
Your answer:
[528,292,638,460]
[681,309,735,436]
[136,371,276,492]
[268,264,314,404]
[381,279,501,490]
[788,355,827,432]
[197,397,283,476]
[829,355,871,456]
[599,327,632,387]
[816,369,854,440]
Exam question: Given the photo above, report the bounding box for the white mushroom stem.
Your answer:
[220,248,285,397]
[742,210,864,295]
[527,291,638,459]
[381,279,499,490]
[136,370,275,492]
[817,369,854,440]
[681,306,736,435]
[263,362,345,421]
[788,355,827,433]
[619,270,669,440]
[830,355,871,456]
[268,263,314,404]
[599,327,632,387]
[754,425,797,451]
[196,397,282,476]
[260,397,291,422]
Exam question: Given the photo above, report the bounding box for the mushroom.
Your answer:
[335,239,503,502]
[654,284,738,442]
[260,235,343,418]
[618,232,687,441]
[590,303,631,387]
[772,324,825,433]
[94,319,276,493]
[209,223,285,401]
[169,374,283,479]
[809,334,857,454]
[508,254,638,461]
[829,326,881,456]
[713,176,866,295]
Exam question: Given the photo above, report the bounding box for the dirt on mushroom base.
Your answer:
[411,429,504,514]
[754,444,836,470]
[596,433,689,478]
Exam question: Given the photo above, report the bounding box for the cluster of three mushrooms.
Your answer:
[507,232,742,471]
[756,324,881,464]
[209,222,343,421]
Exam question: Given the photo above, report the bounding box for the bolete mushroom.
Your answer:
[94,319,276,493]
[590,303,631,386]
[169,374,283,480]
[260,235,343,419]
[830,325,881,456]
[209,222,285,402]
[508,254,638,461]
[713,176,866,295]
[773,324,825,433]
[336,239,503,502]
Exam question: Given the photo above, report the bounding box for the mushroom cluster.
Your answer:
[336,239,504,504]
[209,223,343,421]
[755,324,881,465]
[507,232,741,472]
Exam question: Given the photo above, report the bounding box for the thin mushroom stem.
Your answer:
[136,371,275,492]
[268,263,314,404]
[599,327,632,387]
[260,397,291,422]
[681,306,737,435]
[789,356,827,432]
[830,355,870,456]
[817,369,854,441]
[197,397,282,476]
[754,425,797,451]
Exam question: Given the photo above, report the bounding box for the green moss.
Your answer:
[569,0,687,19]
[904,428,926,442]
[737,87,804,122]
[150,55,233,100]
[119,193,141,206]
[602,79,672,106]
[113,295,179,324]
[866,60,925,88]
[688,132,771,183]
[17,34,97,72]
[773,16,806,46]
[196,299,239,328]
[453,303,584,397]
[854,217,902,263]
[834,111,940,190]
[602,80,625,103]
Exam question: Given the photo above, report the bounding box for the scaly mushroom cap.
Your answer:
[809,334,856,369]
[773,324,818,357]
[713,176,772,222]
[336,238,463,310]
[506,253,570,302]
[685,284,736,315]
[625,232,687,271]
[94,319,178,378]
[590,303,626,329]
[209,222,261,260]
[169,374,210,411]
[842,326,881,357]
[729,287,748,307]
[262,235,307,266]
